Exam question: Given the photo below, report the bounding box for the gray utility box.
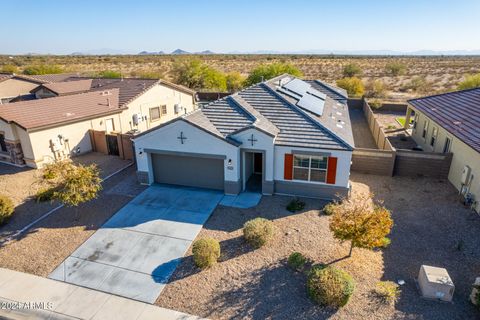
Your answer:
[418,265,455,302]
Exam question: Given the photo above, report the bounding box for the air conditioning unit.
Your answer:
[174,104,183,114]
[461,165,471,184]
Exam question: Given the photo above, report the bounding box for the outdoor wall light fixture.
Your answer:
[228,159,232,165]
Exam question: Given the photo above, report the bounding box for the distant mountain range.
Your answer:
[7,48,480,56]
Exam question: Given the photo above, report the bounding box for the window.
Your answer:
[422,120,429,139]
[293,155,328,183]
[0,133,7,152]
[149,107,160,121]
[443,137,452,153]
[430,127,438,147]
[161,105,167,115]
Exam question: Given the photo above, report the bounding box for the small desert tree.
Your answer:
[225,71,245,92]
[329,193,393,257]
[336,77,365,97]
[244,62,302,86]
[385,62,407,76]
[41,161,102,206]
[343,63,362,77]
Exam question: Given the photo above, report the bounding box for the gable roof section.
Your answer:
[33,79,93,95]
[408,88,480,153]
[0,89,121,130]
[87,78,159,106]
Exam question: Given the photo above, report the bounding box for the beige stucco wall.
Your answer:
[0,78,39,99]
[27,121,94,168]
[119,83,195,133]
[0,119,17,141]
[411,108,480,213]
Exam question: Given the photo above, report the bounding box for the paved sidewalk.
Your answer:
[0,268,202,319]
[50,184,223,303]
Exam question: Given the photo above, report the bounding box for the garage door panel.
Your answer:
[152,154,224,190]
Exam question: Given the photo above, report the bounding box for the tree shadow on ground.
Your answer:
[207,263,338,320]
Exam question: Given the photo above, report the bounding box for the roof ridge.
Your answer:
[313,80,348,99]
[408,87,480,103]
[261,81,353,150]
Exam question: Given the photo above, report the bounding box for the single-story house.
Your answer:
[0,77,196,168]
[407,88,480,213]
[0,73,79,103]
[133,74,354,200]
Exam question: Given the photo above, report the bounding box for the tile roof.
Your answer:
[0,89,121,130]
[86,78,159,106]
[37,79,93,95]
[19,73,81,83]
[408,88,480,153]
[307,80,348,102]
[171,75,354,151]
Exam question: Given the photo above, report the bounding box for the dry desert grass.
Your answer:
[2,55,480,101]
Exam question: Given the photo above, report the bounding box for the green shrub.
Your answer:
[385,62,407,76]
[374,281,400,304]
[245,62,303,86]
[307,265,355,308]
[365,79,386,98]
[36,187,56,203]
[323,202,338,216]
[192,238,221,269]
[458,73,480,90]
[336,77,364,97]
[401,76,431,93]
[286,198,305,212]
[288,252,307,271]
[97,70,122,79]
[243,217,275,248]
[343,63,362,77]
[0,195,14,225]
[23,64,64,75]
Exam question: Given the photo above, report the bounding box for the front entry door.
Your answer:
[254,152,263,174]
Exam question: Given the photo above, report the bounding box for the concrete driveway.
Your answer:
[49,184,223,303]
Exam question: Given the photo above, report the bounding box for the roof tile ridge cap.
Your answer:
[313,79,348,99]
[227,94,257,122]
[408,87,480,103]
[261,81,353,150]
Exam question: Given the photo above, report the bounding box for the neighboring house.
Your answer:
[133,74,354,200]
[0,73,79,103]
[0,77,196,168]
[407,88,480,212]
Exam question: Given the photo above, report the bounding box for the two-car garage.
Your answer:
[151,153,225,190]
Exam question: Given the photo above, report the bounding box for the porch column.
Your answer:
[404,106,413,129]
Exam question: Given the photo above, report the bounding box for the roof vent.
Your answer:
[65,112,75,117]
[101,90,111,96]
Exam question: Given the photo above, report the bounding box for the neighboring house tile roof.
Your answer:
[0,89,121,130]
[19,73,81,83]
[34,79,93,95]
[87,78,159,106]
[408,88,480,153]
[138,75,354,151]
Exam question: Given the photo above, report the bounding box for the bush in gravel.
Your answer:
[307,265,355,308]
[36,187,56,203]
[243,217,275,248]
[336,77,365,97]
[322,202,339,216]
[374,281,400,304]
[192,238,221,269]
[0,195,14,225]
[286,197,305,212]
[288,252,307,271]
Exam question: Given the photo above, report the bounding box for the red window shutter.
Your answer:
[326,157,337,184]
[284,154,293,180]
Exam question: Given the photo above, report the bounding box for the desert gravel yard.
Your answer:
[0,157,146,276]
[156,173,480,320]
[0,152,132,241]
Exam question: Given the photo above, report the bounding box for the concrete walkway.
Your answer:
[0,268,202,319]
[50,184,223,303]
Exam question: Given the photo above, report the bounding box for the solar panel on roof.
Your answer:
[297,93,325,116]
[283,79,311,96]
[277,87,302,100]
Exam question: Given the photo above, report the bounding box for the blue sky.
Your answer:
[1,0,480,54]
